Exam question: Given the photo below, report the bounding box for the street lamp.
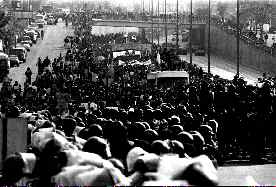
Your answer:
[189,0,193,64]
[165,0,168,48]
[176,0,179,51]
[237,0,240,77]
[208,0,211,73]
[151,0,154,44]
[157,0,160,45]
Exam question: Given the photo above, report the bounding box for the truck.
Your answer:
[0,52,10,81]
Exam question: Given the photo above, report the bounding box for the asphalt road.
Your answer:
[180,54,263,85]
[2,21,73,88]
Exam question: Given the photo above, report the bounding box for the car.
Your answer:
[18,42,31,51]
[20,39,33,47]
[9,55,21,67]
[10,47,27,63]
[35,19,46,28]
[25,31,38,43]
[28,24,39,31]
[47,17,55,25]
[177,48,188,55]
[195,48,206,56]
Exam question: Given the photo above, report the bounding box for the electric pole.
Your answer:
[165,0,167,48]
[208,0,211,73]
[176,0,179,52]
[189,0,193,64]
[237,0,240,77]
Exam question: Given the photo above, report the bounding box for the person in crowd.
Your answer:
[25,67,32,85]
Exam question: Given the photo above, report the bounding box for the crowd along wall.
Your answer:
[206,25,276,75]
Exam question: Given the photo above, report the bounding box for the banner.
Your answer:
[111,43,152,52]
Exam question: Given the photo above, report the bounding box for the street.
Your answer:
[1,19,276,186]
[2,21,73,87]
[180,54,263,85]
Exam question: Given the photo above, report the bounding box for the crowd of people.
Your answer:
[0,14,276,186]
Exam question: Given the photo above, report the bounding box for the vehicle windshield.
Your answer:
[10,49,24,55]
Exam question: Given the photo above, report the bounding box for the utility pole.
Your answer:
[208,0,211,73]
[237,0,240,77]
[143,0,145,20]
[189,0,193,64]
[165,0,167,48]
[151,0,154,44]
[176,0,179,52]
[157,0,160,45]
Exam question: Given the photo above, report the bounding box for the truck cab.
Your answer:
[0,52,10,81]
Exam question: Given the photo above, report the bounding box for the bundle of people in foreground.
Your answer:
[1,23,276,186]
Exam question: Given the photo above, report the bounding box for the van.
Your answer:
[0,52,10,81]
[10,47,27,63]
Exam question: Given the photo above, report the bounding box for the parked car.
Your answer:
[35,19,46,28]
[9,55,21,67]
[20,39,33,47]
[21,36,33,45]
[10,47,27,63]
[47,16,55,25]
[0,52,10,81]
[27,24,39,31]
[25,31,38,43]
[195,48,206,56]
[18,42,31,52]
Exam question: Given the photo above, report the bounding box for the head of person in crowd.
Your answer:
[62,118,77,137]
[82,136,111,159]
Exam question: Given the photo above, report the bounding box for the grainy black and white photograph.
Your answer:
[0,0,276,186]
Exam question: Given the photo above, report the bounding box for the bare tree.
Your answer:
[216,2,228,20]
[133,3,141,14]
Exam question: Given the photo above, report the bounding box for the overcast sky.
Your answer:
[56,0,271,11]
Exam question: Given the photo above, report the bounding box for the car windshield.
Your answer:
[10,49,23,55]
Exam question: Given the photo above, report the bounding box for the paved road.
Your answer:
[218,164,276,186]
[1,21,73,88]
[180,54,263,85]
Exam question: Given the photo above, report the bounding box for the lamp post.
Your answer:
[208,0,211,73]
[151,0,154,44]
[176,0,179,51]
[189,0,193,64]
[237,0,240,77]
[157,0,160,45]
[165,0,168,48]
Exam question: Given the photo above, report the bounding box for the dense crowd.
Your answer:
[0,16,276,186]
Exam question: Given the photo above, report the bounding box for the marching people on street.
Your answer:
[0,13,275,186]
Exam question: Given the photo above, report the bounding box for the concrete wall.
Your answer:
[206,25,276,75]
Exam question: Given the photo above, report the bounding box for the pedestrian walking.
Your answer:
[25,67,32,84]
[41,30,44,40]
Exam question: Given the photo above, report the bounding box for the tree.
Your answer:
[103,1,111,11]
[194,7,209,20]
[216,2,228,19]
[133,3,142,14]
[0,10,9,28]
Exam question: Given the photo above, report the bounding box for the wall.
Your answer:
[206,25,276,75]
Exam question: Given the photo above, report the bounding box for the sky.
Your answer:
[54,0,272,11]
[55,0,230,11]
